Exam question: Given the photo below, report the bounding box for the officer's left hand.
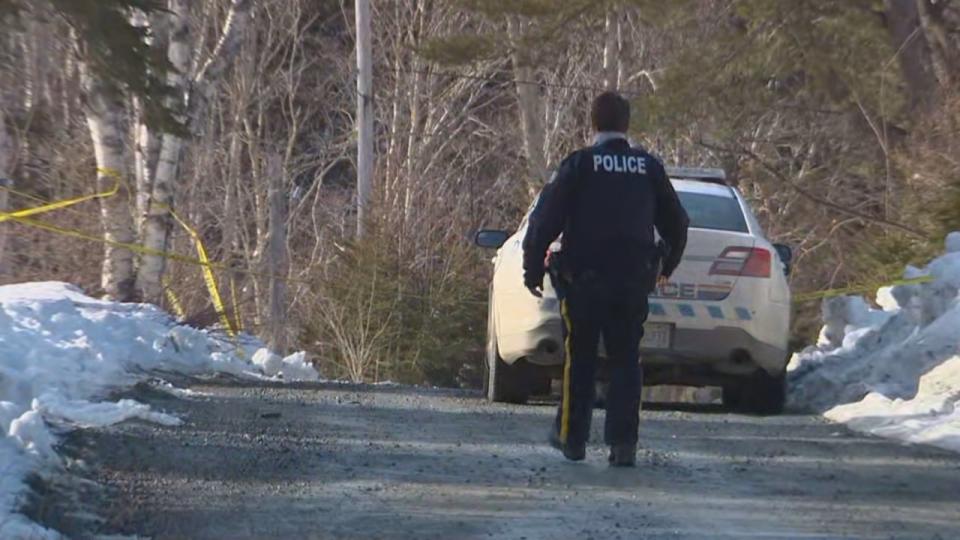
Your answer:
[526,284,543,298]
[656,274,669,289]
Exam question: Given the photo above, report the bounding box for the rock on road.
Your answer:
[32,376,960,539]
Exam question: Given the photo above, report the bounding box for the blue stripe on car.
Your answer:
[650,303,666,316]
[697,290,730,301]
[678,304,696,317]
[707,306,724,319]
[736,307,752,320]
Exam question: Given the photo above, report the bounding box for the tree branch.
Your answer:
[193,0,252,85]
[697,138,929,238]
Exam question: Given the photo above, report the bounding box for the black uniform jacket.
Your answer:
[523,136,690,288]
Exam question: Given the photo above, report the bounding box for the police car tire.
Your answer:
[529,372,552,397]
[485,295,529,404]
[725,371,786,415]
[721,384,743,410]
[487,353,529,404]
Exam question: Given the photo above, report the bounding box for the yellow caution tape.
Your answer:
[0,169,120,223]
[163,280,187,321]
[0,167,237,337]
[168,208,236,337]
[4,214,212,268]
[793,275,934,303]
[23,166,934,314]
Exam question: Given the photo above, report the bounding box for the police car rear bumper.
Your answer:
[641,326,788,383]
[502,316,786,378]
[498,318,565,367]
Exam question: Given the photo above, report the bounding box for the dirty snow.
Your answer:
[789,232,960,453]
[251,349,319,382]
[0,281,318,538]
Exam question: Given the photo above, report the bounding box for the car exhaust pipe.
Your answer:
[730,349,752,365]
[537,339,560,355]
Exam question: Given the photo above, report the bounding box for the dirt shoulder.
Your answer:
[30,376,960,539]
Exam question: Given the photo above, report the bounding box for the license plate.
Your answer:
[640,323,672,350]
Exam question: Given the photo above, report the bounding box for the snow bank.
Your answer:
[251,349,319,382]
[788,233,960,453]
[825,356,960,451]
[0,282,319,538]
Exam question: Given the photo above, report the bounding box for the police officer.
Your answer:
[522,92,689,466]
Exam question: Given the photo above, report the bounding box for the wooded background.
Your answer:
[1,0,958,387]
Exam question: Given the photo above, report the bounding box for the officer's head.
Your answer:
[591,92,630,133]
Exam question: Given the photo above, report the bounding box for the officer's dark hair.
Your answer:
[591,91,630,133]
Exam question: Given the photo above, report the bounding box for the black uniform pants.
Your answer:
[553,276,649,448]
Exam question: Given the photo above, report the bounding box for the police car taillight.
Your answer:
[709,247,771,278]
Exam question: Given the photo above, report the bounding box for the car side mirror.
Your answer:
[773,243,793,275]
[475,229,509,249]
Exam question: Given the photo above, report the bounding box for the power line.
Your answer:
[389,66,648,96]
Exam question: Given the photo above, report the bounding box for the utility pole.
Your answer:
[355,0,373,238]
[0,110,10,275]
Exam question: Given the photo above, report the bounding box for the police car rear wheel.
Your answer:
[485,346,529,404]
[723,371,785,415]
[485,295,529,404]
[721,384,744,410]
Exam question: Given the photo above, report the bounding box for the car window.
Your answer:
[677,191,749,233]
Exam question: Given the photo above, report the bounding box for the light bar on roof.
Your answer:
[666,167,727,181]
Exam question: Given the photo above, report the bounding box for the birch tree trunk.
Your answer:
[507,18,547,196]
[79,62,138,301]
[602,9,622,90]
[137,0,190,303]
[133,98,162,232]
[137,0,252,303]
[130,10,166,233]
[356,0,374,238]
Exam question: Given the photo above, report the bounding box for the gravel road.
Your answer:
[30,375,960,540]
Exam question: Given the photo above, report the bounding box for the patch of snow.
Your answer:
[0,281,319,535]
[250,349,319,382]
[251,348,284,377]
[35,394,183,429]
[825,356,960,452]
[789,233,960,453]
[816,296,892,349]
[155,381,208,398]
[945,231,960,254]
[875,286,899,312]
[278,352,320,382]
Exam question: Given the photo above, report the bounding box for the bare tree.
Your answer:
[507,17,548,195]
[4,0,957,384]
[602,7,622,90]
[884,0,939,112]
[137,0,252,303]
[77,56,138,300]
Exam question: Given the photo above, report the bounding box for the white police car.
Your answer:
[475,168,792,413]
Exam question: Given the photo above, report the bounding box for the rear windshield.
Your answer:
[677,192,749,233]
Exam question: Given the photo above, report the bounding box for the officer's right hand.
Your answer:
[524,272,544,298]
[656,274,669,289]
